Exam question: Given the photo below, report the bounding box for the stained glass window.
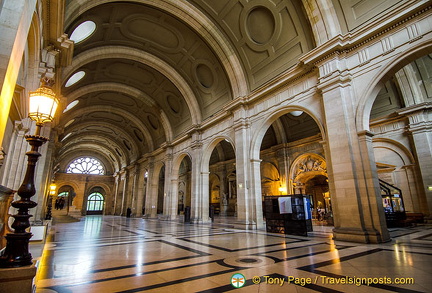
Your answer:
[67,157,105,175]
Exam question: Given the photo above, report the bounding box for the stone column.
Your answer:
[189,133,209,223]
[0,0,37,146]
[144,161,158,218]
[168,178,179,220]
[134,162,147,217]
[233,108,256,229]
[319,67,390,243]
[1,120,30,189]
[250,158,265,229]
[124,164,136,216]
[400,104,432,217]
[163,151,173,218]
[112,173,121,215]
[119,169,128,216]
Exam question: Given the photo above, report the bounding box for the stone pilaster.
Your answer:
[319,64,390,243]
[233,108,257,229]
[399,103,432,217]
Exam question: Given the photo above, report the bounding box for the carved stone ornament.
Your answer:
[294,155,326,177]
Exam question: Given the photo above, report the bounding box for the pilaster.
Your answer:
[233,108,257,229]
[399,103,432,217]
[319,67,390,243]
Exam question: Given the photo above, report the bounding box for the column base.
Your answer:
[0,261,36,293]
[332,227,391,244]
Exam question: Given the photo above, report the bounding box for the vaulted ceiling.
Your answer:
[55,0,315,173]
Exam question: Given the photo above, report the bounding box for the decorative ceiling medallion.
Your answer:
[240,4,281,52]
[133,129,143,142]
[167,94,182,114]
[194,60,218,93]
[246,6,275,44]
[147,114,159,130]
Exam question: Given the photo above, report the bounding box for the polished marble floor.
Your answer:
[31,214,431,293]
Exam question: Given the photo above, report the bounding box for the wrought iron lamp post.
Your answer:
[0,83,58,268]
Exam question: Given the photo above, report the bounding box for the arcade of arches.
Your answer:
[1,0,431,245]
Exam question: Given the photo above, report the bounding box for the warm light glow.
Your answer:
[279,186,287,194]
[49,183,57,196]
[29,86,59,124]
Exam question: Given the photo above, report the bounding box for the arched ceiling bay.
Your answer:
[57,0,315,172]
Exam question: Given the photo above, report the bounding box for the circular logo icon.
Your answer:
[231,273,246,288]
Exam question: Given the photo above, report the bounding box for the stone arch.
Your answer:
[199,136,236,221]
[202,136,236,173]
[290,153,327,192]
[85,186,107,215]
[302,0,342,46]
[251,106,325,160]
[373,138,424,213]
[64,0,248,98]
[171,152,193,216]
[356,39,432,131]
[63,46,202,125]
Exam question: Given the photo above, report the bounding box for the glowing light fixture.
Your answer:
[29,85,59,127]
[289,111,303,117]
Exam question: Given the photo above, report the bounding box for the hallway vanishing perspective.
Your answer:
[33,215,431,293]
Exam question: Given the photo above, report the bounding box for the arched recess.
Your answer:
[171,153,192,217]
[373,138,425,214]
[290,153,330,221]
[356,40,432,131]
[201,137,236,222]
[251,107,325,160]
[157,164,166,215]
[254,108,326,226]
[209,173,221,215]
[355,42,432,220]
[260,161,281,196]
[56,184,77,214]
[86,186,106,215]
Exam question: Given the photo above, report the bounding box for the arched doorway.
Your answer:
[56,185,76,215]
[86,187,106,215]
[86,192,105,215]
[178,156,192,214]
[157,165,165,215]
[208,139,236,219]
[291,154,331,225]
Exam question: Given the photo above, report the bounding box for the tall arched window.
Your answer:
[67,157,105,175]
[87,192,104,214]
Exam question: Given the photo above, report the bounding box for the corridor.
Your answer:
[32,216,431,292]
